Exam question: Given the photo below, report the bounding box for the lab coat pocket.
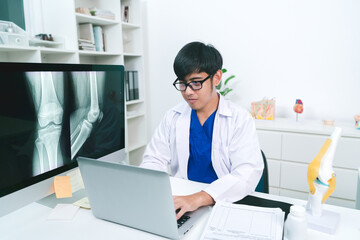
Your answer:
[212,140,231,174]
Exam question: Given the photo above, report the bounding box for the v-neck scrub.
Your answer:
[187,109,218,183]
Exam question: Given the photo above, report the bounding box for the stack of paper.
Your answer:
[92,9,115,20]
[78,39,95,51]
[201,201,284,240]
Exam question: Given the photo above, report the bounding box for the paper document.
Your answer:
[201,201,284,240]
[47,204,79,220]
[73,197,91,209]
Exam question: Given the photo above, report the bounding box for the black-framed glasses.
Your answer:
[173,75,212,91]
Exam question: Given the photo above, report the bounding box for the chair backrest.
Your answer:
[356,168,360,210]
[255,150,269,193]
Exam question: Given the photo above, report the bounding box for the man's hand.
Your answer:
[173,191,215,220]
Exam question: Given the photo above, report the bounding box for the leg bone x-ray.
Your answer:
[25,70,120,176]
[70,71,105,160]
[26,72,65,175]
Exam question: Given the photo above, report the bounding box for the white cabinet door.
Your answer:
[268,159,280,187]
[335,137,360,169]
[257,131,282,159]
[282,133,326,163]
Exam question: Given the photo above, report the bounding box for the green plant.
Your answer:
[216,68,236,96]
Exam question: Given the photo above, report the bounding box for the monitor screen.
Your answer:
[0,63,125,200]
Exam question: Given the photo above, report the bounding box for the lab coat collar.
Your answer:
[174,93,233,179]
[217,94,232,117]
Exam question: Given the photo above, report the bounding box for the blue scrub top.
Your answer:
[187,109,218,184]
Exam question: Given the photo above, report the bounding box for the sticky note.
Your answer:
[54,176,72,198]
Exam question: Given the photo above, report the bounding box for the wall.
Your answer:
[143,0,360,137]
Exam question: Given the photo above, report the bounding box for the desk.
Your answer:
[1,177,360,240]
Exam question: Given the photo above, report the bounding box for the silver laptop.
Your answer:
[77,157,209,239]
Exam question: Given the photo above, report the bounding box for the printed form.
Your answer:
[201,201,284,240]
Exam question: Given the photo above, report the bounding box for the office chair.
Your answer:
[356,168,360,210]
[255,150,269,194]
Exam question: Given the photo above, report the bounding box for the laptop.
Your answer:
[77,157,209,239]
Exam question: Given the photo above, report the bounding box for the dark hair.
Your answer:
[173,42,223,80]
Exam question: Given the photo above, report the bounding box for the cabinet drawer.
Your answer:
[282,133,360,169]
[335,137,360,169]
[257,131,282,159]
[268,159,280,187]
[282,133,326,164]
[280,161,357,200]
[279,189,355,208]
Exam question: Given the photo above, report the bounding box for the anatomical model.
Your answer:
[293,99,303,122]
[307,127,341,217]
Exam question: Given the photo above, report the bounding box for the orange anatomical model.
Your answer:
[293,99,303,121]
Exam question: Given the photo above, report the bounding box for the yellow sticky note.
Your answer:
[54,176,72,198]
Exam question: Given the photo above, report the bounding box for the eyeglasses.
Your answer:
[173,75,212,91]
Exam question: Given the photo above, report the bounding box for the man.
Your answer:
[141,42,263,220]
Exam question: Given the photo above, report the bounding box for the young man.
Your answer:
[141,42,263,220]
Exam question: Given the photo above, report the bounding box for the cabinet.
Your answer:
[256,118,360,209]
[0,0,147,165]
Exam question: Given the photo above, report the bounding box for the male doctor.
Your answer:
[141,42,263,220]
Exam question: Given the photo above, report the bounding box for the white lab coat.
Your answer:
[141,95,263,202]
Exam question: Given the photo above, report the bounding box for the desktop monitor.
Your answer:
[0,63,125,216]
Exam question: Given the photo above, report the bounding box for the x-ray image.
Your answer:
[26,72,68,175]
[69,71,125,160]
[0,67,124,193]
[0,71,71,189]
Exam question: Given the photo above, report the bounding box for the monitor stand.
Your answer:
[37,188,87,209]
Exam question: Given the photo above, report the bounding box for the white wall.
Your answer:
[143,0,360,137]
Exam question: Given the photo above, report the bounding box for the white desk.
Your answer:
[1,177,360,240]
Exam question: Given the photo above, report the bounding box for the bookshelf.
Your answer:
[0,0,147,166]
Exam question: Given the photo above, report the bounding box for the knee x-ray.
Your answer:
[69,71,125,160]
[0,68,124,190]
[26,72,67,175]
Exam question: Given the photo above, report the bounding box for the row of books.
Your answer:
[125,71,139,101]
[78,23,105,52]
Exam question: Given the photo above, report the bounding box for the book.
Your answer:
[200,201,284,240]
[93,26,104,52]
[125,71,130,101]
[78,23,94,43]
[89,8,115,20]
[128,71,134,100]
[133,71,139,100]
[78,39,95,51]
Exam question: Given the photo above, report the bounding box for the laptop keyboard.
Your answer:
[177,215,190,228]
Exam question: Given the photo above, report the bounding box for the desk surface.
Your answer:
[1,177,360,240]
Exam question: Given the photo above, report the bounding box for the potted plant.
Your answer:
[216,68,236,97]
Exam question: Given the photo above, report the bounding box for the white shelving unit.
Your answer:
[0,0,147,166]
